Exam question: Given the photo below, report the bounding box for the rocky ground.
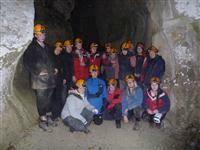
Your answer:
[10,119,182,150]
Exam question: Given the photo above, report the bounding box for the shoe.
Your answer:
[39,121,53,132]
[47,116,57,127]
[69,128,75,133]
[84,128,90,134]
[115,120,121,129]
[133,121,140,130]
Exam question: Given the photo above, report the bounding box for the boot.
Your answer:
[84,128,90,134]
[47,116,57,127]
[133,121,140,130]
[39,121,53,132]
[115,120,121,128]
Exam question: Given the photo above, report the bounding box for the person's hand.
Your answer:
[123,116,129,123]
[39,70,48,76]
[92,109,98,114]
[72,76,76,82]
[54,68,58,75]
[153,109,158,114]
[63,79,66,84]
[147,109,154,115]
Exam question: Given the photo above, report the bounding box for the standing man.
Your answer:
[23,24,57,131]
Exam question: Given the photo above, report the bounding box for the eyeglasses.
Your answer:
[92,69,97,72]
[82,84,86,87]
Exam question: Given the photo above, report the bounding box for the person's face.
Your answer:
[35,32,46,42]
[109,84,116,92]
[151,82,159,91]
[65,46,72,53]
[149,50,156,59]
[137,46,143,54]
[91,47,97,54]
[75,43,82,49]
[78,85,86,94]
[122,49,128,55]
[106,47,111,53]
[110,53,116,58]
[54,47,62,55]
[91,70,98,78]
[127,79,135,88]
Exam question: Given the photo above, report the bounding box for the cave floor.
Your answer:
[14,120,179,150]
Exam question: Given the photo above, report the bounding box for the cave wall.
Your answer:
[0,0,36,149]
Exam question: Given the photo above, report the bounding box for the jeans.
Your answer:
[35,88,54,116]
[103,104,122,120]
[63,108,94,132]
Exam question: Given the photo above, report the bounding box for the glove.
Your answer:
[92,109,99,114]
[113,94,119,99]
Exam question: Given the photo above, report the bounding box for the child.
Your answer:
[103,79,122,128]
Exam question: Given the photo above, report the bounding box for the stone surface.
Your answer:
[0,1,35,149]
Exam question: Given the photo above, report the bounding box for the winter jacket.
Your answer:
[73,48,89,80]
[135,54,146,77]
[118,53,136,80]
[103,56,119,79]
[122,86,143,116]
[62,51,74,84]
[142,55,165,85]
[86,78,107,112]
[89,53,101,68]
[143,89,170,114]
[107,89,122,110]
[23,38,56,89]
[61,90,95,123]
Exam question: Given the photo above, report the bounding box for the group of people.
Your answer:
[23,24,170,133]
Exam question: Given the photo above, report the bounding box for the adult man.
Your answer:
[23,24,57,131]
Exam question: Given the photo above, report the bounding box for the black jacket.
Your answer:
[23,38,56,89]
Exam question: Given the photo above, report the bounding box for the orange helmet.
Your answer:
[124,74,135,83]
[34,24,45,35]
[150,76,161,84]
[64,40,73,47]
[127,39,134,49]
[108,78,118,87]
[90,42,98,49]
[54,41,62,48]
[89,64,99,72]
[76,79,86,88]
[148,45,159,53]
[75,37,82,44]
[121,41,130,50]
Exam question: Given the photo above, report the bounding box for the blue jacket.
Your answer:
[86,78,107,112]
[122,86,143,116]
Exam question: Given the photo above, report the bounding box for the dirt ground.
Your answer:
[11,119,182,150]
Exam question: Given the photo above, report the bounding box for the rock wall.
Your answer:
[0,1,36,149]
[147,0,200,128]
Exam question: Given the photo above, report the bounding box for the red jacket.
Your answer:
[73,48,89,80]
[89,53,101,68]
[107,88,122,110]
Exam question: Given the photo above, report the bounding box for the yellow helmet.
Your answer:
[89,64,99,72]
[75,37,82,44]
[108,78,118,87]
[121,42,130,50]
[55,41,62,48]
[110,47,117,54]
[150,76,161,84]
[105,42,112,48]
[64,40,73,47]
[76,79,86,88]
[90,42,98,49]
[34,24,45,35]
[148,45,159,53]
[127,39,134,49]
[124,74,135,83]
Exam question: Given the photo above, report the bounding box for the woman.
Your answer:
[61,79,98,133]
[122,74,143,130]
[143,76,170,128]
[103,79,122,128]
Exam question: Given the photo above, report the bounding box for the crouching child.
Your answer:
[122,74,143,130]
[61,79,98,134]
[103,79,122,128]
[142,77,170,128]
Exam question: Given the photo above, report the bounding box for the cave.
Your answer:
[1,0,200,149]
